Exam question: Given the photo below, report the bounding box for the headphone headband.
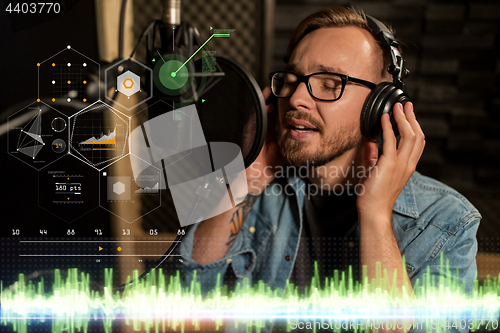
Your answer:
[365,15,409,92]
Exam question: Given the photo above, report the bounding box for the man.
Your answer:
[178,5,480,332]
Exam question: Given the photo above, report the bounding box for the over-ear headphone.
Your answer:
[360,15,411,144]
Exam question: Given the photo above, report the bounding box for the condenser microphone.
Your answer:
[162,0,181,26]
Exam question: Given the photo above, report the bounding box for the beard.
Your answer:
[278,111,362,167]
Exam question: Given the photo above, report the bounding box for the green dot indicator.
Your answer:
[159,60,188,90]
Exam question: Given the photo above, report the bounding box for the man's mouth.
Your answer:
[288,119,320,133]
[286,119,320,140]
[290,124,319,133]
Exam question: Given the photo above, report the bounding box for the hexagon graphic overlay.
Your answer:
[105,57,152,112]
[113,181,126,195]
[117,70,141,98]
[99,154,161,223]
[38,155,99,223]
[70,101,130,170]
[7,101,69,170]
[37,45,100,106]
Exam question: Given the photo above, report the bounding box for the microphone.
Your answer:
[162,0,181,26]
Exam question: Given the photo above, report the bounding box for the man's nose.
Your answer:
[289,81,314,110]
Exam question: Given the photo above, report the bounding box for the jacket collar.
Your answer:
[287,175,420,219]
[392,177,419,219]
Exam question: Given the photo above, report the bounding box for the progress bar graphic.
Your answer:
[17,240,181,257]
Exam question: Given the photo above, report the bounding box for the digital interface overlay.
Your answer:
[0,3,499,333]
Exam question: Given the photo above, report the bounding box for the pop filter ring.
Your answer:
[193,56,267,168]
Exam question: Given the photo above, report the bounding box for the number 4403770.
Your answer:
[5,3,61,14]
[445,319,498,330]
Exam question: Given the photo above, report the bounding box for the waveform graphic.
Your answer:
[80,127,116,145]
[135,182,159,194]
[1,259,499,333]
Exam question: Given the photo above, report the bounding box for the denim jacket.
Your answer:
[179,171,481,332]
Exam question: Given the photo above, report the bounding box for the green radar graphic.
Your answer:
[154,52,205,103]
[159,59,189,90]
[153,32,231,107]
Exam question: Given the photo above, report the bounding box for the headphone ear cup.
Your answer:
[360,82,410,143]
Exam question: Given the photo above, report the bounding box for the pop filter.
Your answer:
[132,56,267,221]
[192,56,267,169]
[136,55,266,186]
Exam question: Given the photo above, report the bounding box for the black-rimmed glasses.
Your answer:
[269,71,376,101]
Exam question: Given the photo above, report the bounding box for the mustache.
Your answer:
[283,111,323,131]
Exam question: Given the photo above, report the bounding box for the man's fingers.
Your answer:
[381,112,397,156]
[393,102,415,161]
[404,102,425,168]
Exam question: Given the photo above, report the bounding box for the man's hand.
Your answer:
[357,101,424,307]
[357,102,425,220]
[245,86,283,195]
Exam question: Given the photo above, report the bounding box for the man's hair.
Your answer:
[284,5,398,82]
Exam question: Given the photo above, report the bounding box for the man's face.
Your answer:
[278,26,381,167]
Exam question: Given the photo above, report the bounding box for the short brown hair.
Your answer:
[284,5,397,82]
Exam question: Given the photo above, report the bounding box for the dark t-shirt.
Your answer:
[288,180,360,293]
[272,181,360,332]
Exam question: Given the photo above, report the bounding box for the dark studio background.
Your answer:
[0,0,499,292]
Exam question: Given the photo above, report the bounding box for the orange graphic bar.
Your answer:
[80,137,116,145]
